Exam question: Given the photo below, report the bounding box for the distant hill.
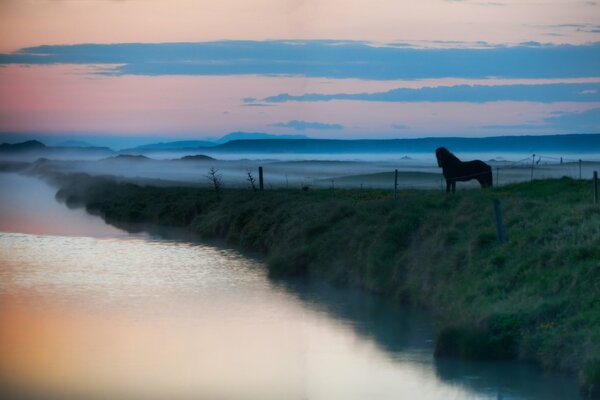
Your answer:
[199,134,600,154]
[55,140,94,148]
[178,155,215,161]
[0,140,114,160]
[125,140,217,151]
[0,140,46,152]
[216,132,309,143]
[3,134,598,160]
[120,133,308,154]
[104,154,151,161]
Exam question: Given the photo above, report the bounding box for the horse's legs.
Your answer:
[445,180,457,193]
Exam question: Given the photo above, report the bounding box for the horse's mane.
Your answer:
[436,147,460,166]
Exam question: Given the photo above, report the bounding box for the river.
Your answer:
[0,173,584,399]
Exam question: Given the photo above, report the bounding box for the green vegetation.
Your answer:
[51,173,599,396]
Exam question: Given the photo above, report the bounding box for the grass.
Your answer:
[49,172,600,396]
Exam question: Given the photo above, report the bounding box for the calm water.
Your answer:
[0,174,584,399]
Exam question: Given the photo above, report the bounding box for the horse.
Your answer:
[435,147,493,193]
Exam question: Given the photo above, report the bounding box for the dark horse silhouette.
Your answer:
[435,147,493,193]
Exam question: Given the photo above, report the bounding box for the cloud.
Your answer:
[539,23,600,35]
[543,107,600,131]
[263,83,600,104]
[483,108,600,132]
[392,124,409,129]
[1,40,599,80]
[241,103,273,107]
[269,120,344,130]
[445,0,504,3]
[481,123,545,130]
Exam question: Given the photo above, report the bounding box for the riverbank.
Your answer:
[43,171,599,397]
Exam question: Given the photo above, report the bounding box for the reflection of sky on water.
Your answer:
[0,174,127,238]
[0,232,476,399]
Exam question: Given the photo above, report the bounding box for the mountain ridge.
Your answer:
[198,133,600,154]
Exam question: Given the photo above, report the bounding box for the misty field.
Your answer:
[13,152,600,192]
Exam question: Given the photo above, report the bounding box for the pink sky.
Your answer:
[0,0,599,141]
[1,0,598,51]
[1,65,597,139]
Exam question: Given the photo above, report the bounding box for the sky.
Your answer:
[0,0,599,146]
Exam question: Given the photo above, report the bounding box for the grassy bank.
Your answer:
[48,172,599,396]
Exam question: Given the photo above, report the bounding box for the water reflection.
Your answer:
[434,359,582,400]
[0,232,478,400]
[273,279,584,400]
[0,173,585,399]
[0,173,127,238]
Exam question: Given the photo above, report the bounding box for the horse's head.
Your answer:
[435,147,448,168]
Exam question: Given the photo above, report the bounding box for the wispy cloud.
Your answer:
[269,120,344,130]
[481,123,545,130]
[535,22,600,35]
[263,83,600,104]
[1,41,599,80]
[241,103,273,107]
[445,0,504,5]
[483,108,600,132]
[543,107,600,131]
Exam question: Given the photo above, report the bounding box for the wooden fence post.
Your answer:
[493,199,505,244]
[530,154,535,182]
[258,166,264,191]
[579,160,582,180]
[594,171,598,205]
[495,167,499,186]
[394,169,398,200]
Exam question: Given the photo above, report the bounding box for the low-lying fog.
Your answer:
[2,150,599,190]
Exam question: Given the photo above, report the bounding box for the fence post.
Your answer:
[258,166,264,191]
[579,159,582,180]
[493,199,505,244]
[594,171,598,205]
[530,154,535,182]
[393,169,398,200]
[495,167,499,186]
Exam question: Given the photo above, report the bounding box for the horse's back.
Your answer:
[468,159,491,171]
[449,159,491,180]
